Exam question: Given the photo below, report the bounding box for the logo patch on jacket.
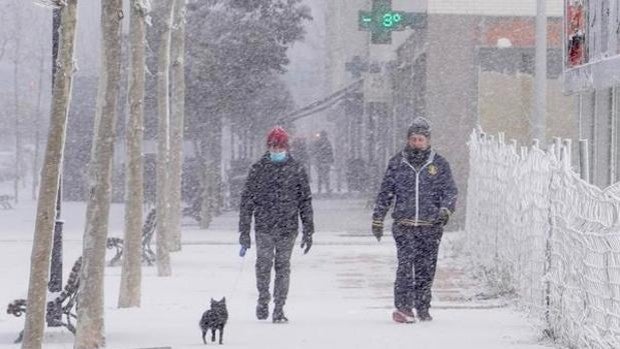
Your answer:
[428,164,437,176]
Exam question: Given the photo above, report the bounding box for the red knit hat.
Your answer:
[266,126,289,149]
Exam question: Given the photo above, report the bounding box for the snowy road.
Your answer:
[0,199,551,349]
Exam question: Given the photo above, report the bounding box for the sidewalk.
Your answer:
[0,198,551,348]
[184,197,509,308]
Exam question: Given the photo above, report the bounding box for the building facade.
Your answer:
[322,0,576,227]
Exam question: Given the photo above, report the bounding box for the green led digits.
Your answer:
[382,13,402,28]
[358,3,426,44]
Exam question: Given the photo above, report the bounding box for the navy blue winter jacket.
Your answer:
[373,149,458,226]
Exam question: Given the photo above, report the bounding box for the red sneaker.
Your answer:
[392,309,416,323]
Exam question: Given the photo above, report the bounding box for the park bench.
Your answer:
[6,257,82,343]
[106,208,157,266]
[182,193,203,223]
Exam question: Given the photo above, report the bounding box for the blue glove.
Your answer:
[300,234,312,254]
[239,232,251,257]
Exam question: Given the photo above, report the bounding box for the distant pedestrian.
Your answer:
[291,137,311,182]
[372,117,457,323]
[238,126,314,323]
[312,130,334,194]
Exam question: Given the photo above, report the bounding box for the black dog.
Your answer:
[199,297,228,344]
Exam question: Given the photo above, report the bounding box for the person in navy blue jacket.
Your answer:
[372,117,457,323]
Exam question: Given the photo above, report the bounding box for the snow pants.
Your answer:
[255,230,298,308]
[393,224,443,313]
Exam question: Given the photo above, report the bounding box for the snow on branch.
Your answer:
[33,0,66,9]
[133,0,151,16]
[132,0,152,26]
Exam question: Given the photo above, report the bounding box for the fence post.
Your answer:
[611,86,617,184]
[579,139,590,183]
[553,137,562,162]
[544,164,556,340]
[543,215,554,339]
[604,239,614,337]
[562,139,572,170]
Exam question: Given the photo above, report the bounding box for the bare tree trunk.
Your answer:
[156,0,175,277]
[213,119,222,215]
[199,136,212,229]
[13,3,22,204]
[0,38,8,61]
[198,114,225,228]
[168,0,186,252]
[32,49,45,200]
[118,0,149,309]
[74,1,123,348]
[192,137,211,228]
[20,2,78,348]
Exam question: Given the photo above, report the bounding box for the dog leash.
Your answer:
[227,251,247,299]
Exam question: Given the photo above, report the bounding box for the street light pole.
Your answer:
[533,0,547,145]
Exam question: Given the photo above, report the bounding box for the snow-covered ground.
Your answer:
[0,198,553,349]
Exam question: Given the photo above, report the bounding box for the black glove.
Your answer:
[239,232,251,250]
[371,220,383,242]
[437,208,451,226]
[300,234,312,254]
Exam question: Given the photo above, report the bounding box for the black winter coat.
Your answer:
[313,138,334,165]
[373,149,458,226]
[239,153,314,237]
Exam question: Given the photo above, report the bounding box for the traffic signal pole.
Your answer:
[356,0,428,187]
[533,0,547,144]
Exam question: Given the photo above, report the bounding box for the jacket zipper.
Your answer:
[415,171,420,223]
[402,151,435,225]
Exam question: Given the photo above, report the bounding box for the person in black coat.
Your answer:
[238,126,314,323]
[312,130,334,194]
[290,137,311,182]
[372,117,458,323]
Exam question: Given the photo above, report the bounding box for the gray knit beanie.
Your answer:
[407,117,431,138]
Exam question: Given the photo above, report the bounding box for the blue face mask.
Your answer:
[270,151,287,162]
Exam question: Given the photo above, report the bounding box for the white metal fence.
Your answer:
[466,129,620,348]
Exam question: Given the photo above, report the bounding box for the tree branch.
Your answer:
[0,38,8,61]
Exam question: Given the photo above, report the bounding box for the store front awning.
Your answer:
[285,79,362,122]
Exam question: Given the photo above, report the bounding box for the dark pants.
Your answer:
[316,164,331,193]
[255,230,297,308]
[393,225,443,313]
